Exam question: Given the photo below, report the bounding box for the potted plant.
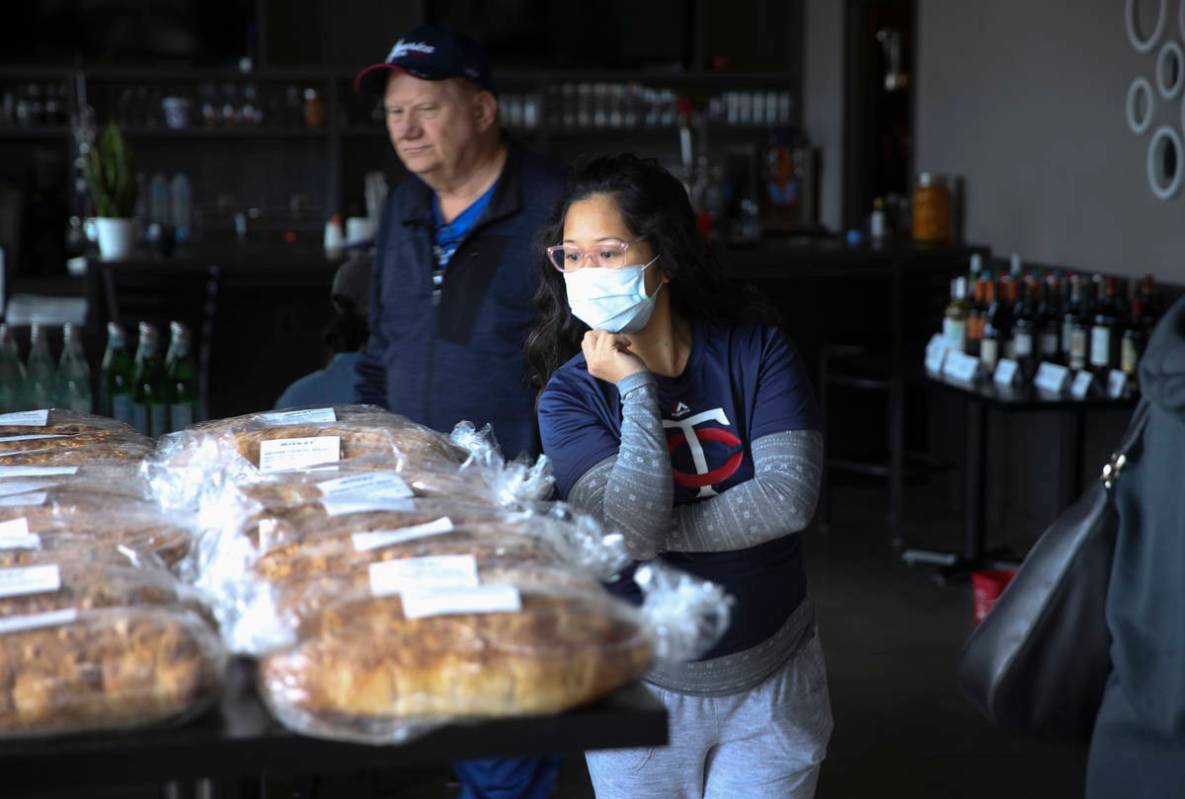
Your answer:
[84,123,138,261]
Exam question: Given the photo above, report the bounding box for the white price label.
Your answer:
[924,333,948,374]
[257,408,337,426]
[942,351,981,383]
[317,471,413,499]
[401,585,523,620]
[368,554,479,597]
[0,608,77,635]
[0,534,41,550]
[321,496,417,517]
[352,518,455,552]
[1108,370,1129,400]
[258,436,341,473]
[0,492,47,508]
[0,518,30,538]
[993,359,1020,386]
[1070,371,1094,399]
[0,411,49,427]
[0,564,60,598]
[0,434,69,444]
[1034,362,1071,395]
[0,481,52,498]
[0,467,78,478]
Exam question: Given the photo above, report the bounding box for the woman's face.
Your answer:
[560,193,666,296]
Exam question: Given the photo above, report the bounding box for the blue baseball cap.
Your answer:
[354,25,496,96]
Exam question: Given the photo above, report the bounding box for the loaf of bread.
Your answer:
[0,534,166,571]
[242,497,508,553]
[0,410,140,439]
[0,562,204,619]
[255,522,564,584]
[0,490,191,565]
[0,430,152,456]
[237,462,499,513]
[0,441,154,466]
[259,590,651,728]
[0,462,152,500]
[188,405,468,470]
[0,607,224,736]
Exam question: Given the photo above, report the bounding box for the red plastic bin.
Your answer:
[972,569,1017,624]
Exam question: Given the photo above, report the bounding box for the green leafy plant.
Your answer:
[84,124,138,218]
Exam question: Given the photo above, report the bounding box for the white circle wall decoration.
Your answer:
[1157,40,1185,97]
[1147,125,1183,199]
[1128,77,1156,133]
[1127,0,1167,53]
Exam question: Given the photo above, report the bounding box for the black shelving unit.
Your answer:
[1,63,795,267]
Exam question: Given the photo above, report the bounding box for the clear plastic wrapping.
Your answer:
[0,606,225,737]
[0,409,142,438]
[257,585,653,745]
[138,404,731,747]
[0,461,152,501]
[0,488,192,566]
[0,561,207,620]
[0,441,155,466]
[144,405,473,515]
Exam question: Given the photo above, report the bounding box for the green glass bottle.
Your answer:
[57,322,92,414]
[24,322,56,410]
[0,324,26,412]
[101,322,136,424]
[132,322,168,436]
[165,321,197,431]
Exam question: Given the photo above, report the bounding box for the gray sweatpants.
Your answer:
[586,632,833,799]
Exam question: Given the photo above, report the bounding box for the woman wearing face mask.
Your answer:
[527,154,832,799]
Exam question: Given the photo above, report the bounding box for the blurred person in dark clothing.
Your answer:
[1087,295,1185,797]
[351,24,565,799]
[275,253,371,409]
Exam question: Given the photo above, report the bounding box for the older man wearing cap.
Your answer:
[353,24,566,799]
[353,24,566,462]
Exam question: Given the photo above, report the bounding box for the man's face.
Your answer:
[382,72,485,180]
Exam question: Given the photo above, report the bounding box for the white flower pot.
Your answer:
[95,218,136,261]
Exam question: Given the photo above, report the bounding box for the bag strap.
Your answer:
[1102,399,1151,489]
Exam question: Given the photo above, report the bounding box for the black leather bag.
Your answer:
[957,400,1150,742]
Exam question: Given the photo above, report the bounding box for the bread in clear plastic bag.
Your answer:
[0,440,155,466]
[0,561,207,620]
[257,586,653,744]
[0,490,192,566]
[0,534,167,571]
[186,404,468,468]
[0,606,225,737]
[0,461,152,501]
[0,409,142,438]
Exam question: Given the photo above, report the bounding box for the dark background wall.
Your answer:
[915,0,1185,284]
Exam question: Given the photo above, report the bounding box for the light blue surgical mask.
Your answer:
[563,256,662,333]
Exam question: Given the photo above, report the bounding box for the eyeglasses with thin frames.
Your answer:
[545,237,645,272]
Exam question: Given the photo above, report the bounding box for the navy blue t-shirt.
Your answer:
[538,319,819,659]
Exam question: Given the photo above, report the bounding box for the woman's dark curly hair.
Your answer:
[525,153,776,389]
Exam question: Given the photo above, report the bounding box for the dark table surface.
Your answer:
[0,659,667,791]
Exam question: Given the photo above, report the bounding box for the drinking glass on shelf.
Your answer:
[199,83,217,128]
[221,83,240,127]
[577,83,592,129]
[561,83,576,129]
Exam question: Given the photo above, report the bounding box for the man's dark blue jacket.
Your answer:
[355,144,566,458]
